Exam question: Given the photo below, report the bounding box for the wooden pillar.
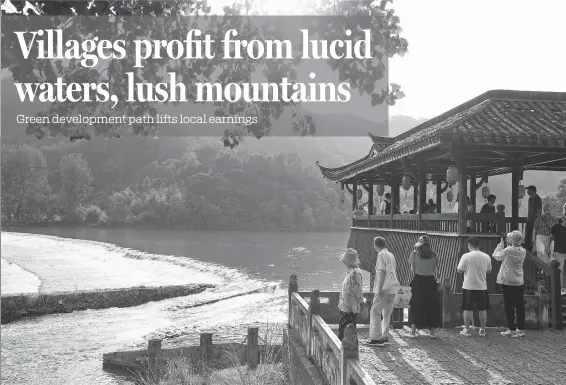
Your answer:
[352,182,358,211]
[457,160,468,234]
[511,165,521,231]
[436,182,442,213]
[340,324,358,385]
[470,173,477,212]
[200,333,213,361]
[390,173,399,226]
[247,327,260,368]
[418,172,427,214]
[368,184,374,215]
[288,275,298,328]
[148,339,162,384]
[413,184,418,212]
[307,290,320,358]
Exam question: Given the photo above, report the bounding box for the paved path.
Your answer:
[355,327,566,385]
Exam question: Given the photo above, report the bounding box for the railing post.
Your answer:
[550,260,563,330]
[148,339,161,384]
[340,324,358,385]
[537,281,550,330]
[200,333,213,361]
[307,290,321,359]
[288,275,298,329]
[247,327,260,369]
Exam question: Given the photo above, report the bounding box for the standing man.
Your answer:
[550,203,566,295]
[380,193,392,215]
[525,185,542,250]
[367,236,399,347]
[457,237,492,337]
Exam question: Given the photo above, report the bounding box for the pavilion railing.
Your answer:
[353,213,527,235]
[287,279,377,385]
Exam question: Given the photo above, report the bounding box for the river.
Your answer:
[1,227,363,385]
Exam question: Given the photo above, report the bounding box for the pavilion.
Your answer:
[317,90,566,296]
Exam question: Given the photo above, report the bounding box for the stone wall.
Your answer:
[1,283,214,324]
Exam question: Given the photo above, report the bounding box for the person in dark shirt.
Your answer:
[480,194,496,232]
[480,194,496,214]
[380,193,392,215]
[525,185,542,249]
[550,203,566,295]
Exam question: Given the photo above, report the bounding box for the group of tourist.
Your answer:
[337,202,566,344]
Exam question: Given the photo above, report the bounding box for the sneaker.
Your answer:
[510,330,525,338]
[500,329,516,336]
[460,328,472,336]
[478,328,486,337]
[561,288,566,296]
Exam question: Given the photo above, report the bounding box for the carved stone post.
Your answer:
[288,275,298,329]
[307,290,320,358]
[537,281,550,330]
[340,324,359,385]
[551,260,563,330]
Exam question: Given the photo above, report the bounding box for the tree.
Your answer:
[542,177,566,216]
[59,153,94,217]
[1,144,53,222]
[2,0,407,145]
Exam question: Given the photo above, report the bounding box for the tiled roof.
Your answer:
[318,90,566,181]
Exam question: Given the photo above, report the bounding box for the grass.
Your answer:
[134,324,302,385]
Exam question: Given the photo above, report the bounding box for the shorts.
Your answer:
[461,289,490,311]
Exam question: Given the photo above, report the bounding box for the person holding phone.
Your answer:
[493,231,527,337]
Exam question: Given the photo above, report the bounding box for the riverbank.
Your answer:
[0,229,340,385]
[1,283,215,324]
[1,232,224,294]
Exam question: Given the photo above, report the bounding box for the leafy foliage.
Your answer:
[59,153,94,216]
[1,139,351,230]
[2,0,407,145]
[1,144,53,223]
[542,177,566,217]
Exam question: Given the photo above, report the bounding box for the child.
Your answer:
[496,204,506,236]
[337,248,365,340]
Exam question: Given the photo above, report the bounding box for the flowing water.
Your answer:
[1,228,362,385]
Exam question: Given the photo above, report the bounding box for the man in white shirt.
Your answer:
[367,236,399,346]
[457,237,492,337]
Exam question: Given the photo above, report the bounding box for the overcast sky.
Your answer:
[209,0,566,120]
[2,0,564,123]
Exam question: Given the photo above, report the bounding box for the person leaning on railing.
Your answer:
[532,203,558,265]
[337,248,366,341]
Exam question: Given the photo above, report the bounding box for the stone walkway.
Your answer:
[355,327,566,385]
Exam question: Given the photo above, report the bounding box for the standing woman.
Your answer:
[408,235,442,338]
[337,248,366,341]
[493,230,526,337]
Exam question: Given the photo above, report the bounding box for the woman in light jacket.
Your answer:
[337,248,366,340]
[493,230,526,337]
